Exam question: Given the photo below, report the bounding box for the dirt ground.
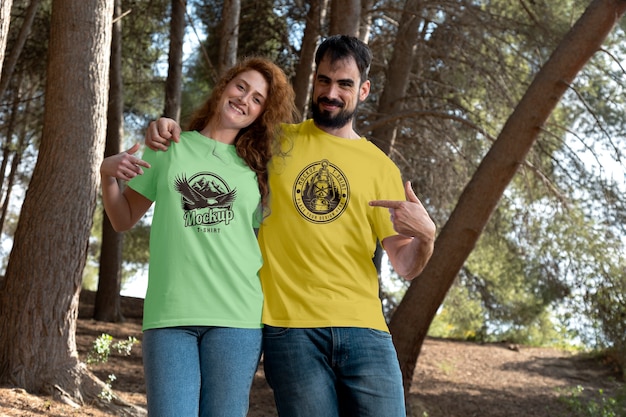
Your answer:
[0,291,623,417]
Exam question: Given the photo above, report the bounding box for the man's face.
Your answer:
[311,55,370,129]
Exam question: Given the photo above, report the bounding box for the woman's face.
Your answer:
[218,69,269,130]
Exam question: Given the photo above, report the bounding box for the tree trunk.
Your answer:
[0,0,13,78]
[293,0,324,117]
[0,75,20,201]
[371,0,421,154]
[0,1,142,412]
[358,0,373,43]
[329,0,360,37]
[218,0,240,76]
[0,138,22,239]
[389,0,626,396]
[0,0,42,99]
[0,81,27,236]
[95,0,124,323]
[0,73,37,235]
[163,0,185,121]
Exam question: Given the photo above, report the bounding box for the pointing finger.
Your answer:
[369,200,403,209]
[124,143,150,169]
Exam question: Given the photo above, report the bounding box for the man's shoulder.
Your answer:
[278,120,314,146]
[281,120,311,132]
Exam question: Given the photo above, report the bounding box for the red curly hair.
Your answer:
[187,57,299,210]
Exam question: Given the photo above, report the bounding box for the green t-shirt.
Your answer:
[129,131,263,331]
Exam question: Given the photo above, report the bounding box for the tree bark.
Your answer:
[358,0,373,43]
[163,0,186,121]
[293,0,324,117]
[389,0,626,396]
[0,0,13,78]
[0,74,21,203]
[218,0,240,77]
[0,1,140,412]
[0,0,42,99]
[371,0,422,154]
[329,0,360,37]
[0,137,23,240]
[0,77,27,236]
[95,0,125,323]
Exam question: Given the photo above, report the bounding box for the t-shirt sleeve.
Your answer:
[128,147,158,201]
[372,161,405,242]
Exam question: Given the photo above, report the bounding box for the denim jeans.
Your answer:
[262,326,406,417]
[143,326,262,417]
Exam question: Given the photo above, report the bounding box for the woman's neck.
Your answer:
[199,121,238,145]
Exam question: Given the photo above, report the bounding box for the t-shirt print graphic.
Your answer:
[292,159,349,224]
[174,172,236,227]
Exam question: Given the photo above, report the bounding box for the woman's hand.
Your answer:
[100,143,150,180]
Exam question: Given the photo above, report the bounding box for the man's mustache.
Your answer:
[317,97,344,107]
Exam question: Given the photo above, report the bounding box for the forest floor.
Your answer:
[0,291,624,417]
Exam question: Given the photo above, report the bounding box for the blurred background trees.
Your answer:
[0,0,624,397]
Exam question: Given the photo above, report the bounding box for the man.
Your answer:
[146,35,436,417]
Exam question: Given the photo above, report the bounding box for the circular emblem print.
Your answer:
[292,159,349,224]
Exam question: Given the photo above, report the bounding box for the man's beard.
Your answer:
[311,97,358,129]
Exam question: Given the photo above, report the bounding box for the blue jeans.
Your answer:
[262,326,406,417]
[143,326,262,417]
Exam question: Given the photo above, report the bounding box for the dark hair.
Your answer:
[314,35,372,83]
[187,57,298,210]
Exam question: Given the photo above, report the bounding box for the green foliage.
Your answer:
[83,205,105,291]
[122,221,151,265]
[428,282,484,341]
[86,333,114,365]
[84,203,150,292]
[558,385,626,417]
[86,333,138,365]
[82,263,100,292]
[178,0,220,125]
[86,333,138,402]
[238,0,294,69]
[584,264,626,377]
[4,0,625,361]
[121,0,171,137]
[99,374,117,402]
[426,193,625,350]
[497,309,577,348]
[181,0,296,127]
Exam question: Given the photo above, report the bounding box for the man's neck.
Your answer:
[313,120,361,140]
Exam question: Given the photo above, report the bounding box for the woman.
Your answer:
[100,57,297,417]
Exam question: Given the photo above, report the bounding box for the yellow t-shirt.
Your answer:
[258,120,405,332]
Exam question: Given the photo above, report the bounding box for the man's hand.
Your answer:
[369,181,436,241]
[100,143,150,181]
[145,117,181,151]
[370,181,436,279]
